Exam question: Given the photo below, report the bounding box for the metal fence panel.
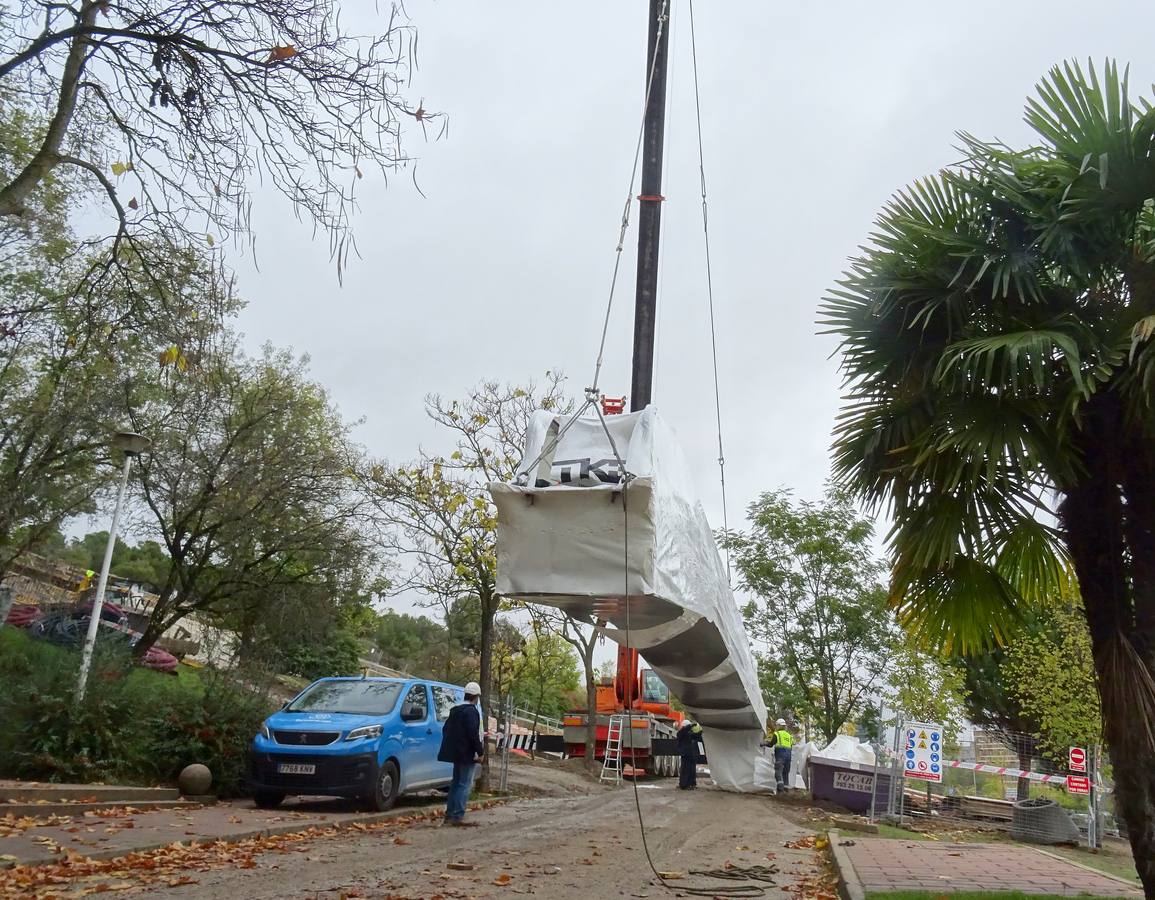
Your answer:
[877,720,1111,850]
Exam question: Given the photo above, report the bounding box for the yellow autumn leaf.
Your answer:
[206,233,215,247]
[111,161,127,176]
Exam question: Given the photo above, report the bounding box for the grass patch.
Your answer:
[866,893,1136,900]
[874,824,931,841]
[1040,844,1141,886]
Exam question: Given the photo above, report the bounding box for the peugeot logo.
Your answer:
[299,733,308,744]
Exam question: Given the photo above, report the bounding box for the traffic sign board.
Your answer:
[1066,774,1091,795]
[1069,746,1087,773]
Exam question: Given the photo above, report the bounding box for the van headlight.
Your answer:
[259,722,271,740]
[345,724,383,741]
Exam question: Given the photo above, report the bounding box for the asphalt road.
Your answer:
[163,782,824,899]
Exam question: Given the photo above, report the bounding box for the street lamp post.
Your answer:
[76,431,151,702]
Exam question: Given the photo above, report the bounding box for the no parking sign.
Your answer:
[903,721,944,783]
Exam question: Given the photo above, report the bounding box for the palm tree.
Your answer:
[821,60,1155,894]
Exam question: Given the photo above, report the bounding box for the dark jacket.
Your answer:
[676,723,701,756]
[438,702,484,765]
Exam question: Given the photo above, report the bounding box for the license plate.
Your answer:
[277,763,315,775]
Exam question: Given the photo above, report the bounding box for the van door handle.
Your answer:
[426,728,433,735]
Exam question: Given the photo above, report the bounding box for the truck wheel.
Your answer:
[254,791,285,810]
[369,760,400,812]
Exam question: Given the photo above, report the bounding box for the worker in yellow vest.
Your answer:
[766,718,794,792]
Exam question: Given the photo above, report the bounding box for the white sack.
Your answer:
[816,734,877,766]
[754,749,778,794]
[790,741,815,790]
[701,727,766,792]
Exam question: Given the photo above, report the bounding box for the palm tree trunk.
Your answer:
[1061,422,1155,898]
[1118,437,1155,897]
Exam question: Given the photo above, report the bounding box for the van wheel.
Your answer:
[254,791,285,809]
[369,760,400,811]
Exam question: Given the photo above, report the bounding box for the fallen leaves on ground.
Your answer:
[1,815,76,837]
[0,799,507,898]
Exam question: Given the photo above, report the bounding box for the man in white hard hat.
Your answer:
[438,681,485,826]
[763,718,795,792]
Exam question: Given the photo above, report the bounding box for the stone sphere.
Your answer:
[178,763,212,796]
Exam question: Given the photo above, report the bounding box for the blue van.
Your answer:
[247,676,467,810]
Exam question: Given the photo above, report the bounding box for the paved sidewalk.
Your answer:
[0,795,441,867]
[836,837,1142,897]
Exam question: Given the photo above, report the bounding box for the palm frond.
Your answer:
[935,328,1087,396]
[992,516,1072,603]
[891,556,1024,653]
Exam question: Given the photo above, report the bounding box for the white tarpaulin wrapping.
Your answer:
[490,407,767,791]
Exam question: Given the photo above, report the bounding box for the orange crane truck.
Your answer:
[562,645,685,776]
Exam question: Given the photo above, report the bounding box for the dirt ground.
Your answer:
[150,761,829,899]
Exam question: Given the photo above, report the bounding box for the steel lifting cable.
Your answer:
[573,4,761,895]
[688,0,732,579]
[615,7,765,897]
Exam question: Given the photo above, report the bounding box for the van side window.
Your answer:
[404,684,429,721]
[432,686,458,722]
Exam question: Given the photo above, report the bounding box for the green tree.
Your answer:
[0,242,227,579]
[374,610,450,676]
[1004,599,1102,765]
[822,60,1155,887]
[55,532,171,591]
[131,343,378,655]
[362,375,571,751]
[509,630,580,726]
[722,488,896,743]
[882,631,968,754]
[950,641,1044,801]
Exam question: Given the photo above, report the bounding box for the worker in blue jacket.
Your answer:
[438,681,485,826]
[676,720,703,790]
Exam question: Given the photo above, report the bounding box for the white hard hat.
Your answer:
[776,718,787,727]
[464,681,482,696]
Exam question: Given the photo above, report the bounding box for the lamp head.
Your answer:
[112,431,150,457]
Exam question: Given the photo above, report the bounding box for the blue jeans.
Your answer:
[445,762,476,821]
[774,747,792,790]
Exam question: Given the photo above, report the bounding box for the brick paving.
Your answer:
[840,838,1143,897]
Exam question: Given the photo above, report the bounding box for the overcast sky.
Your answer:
[222,1,1155,641]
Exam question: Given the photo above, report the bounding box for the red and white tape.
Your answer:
[942,759,1067,784]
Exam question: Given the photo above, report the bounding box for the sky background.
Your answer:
[208,1,1155,665]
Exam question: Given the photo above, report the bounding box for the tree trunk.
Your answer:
[0,3,97,217]
[1016,749,1032,803]
[1061,417,1155,898]
[476,591,496,791]
[1117,434,1155,896]
[584,646,598,772]
[0,586,14,627]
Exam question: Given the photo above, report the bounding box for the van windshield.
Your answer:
[286,681,404,716]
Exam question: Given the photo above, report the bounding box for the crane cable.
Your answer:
[615,9,761,895]
[688,0,732,578]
